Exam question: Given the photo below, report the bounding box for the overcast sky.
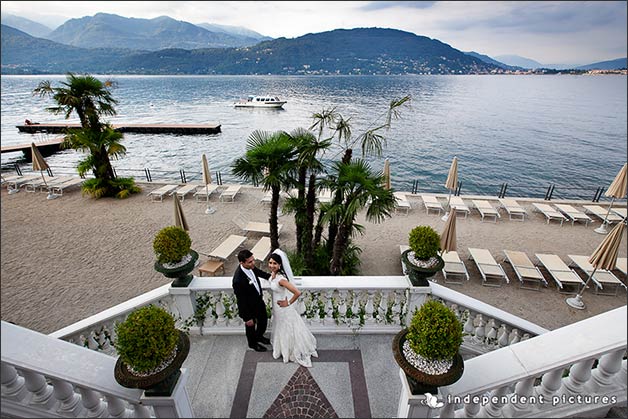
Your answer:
[2,1,626,66]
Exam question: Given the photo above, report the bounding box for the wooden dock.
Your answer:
[16,123,221,135]
[1,138,65,161]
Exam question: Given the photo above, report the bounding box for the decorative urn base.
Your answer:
[401,249,445,286]
[392,328,464,395]
[114,330,190,396]
[154,250,199,287]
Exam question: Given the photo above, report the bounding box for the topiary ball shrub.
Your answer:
[408,225,440,259]
[406,300,463,361]
[153,226,191,264]
[114,305,179,374]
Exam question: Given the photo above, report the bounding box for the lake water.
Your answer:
[1,75,626,200]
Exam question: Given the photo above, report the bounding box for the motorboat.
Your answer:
[234,95,286,109]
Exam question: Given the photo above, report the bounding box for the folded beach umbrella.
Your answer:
[442,156,458,221]
[382,158,391,190]
[567,221,624,310]
[595,163,627,234]
[173,194,189,231]
[440,208,457,253]
[201,153,215,214]
[31,142,49,187]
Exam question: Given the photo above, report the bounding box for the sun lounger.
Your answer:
[554,204,592,227]
[48,177,84,196]
[498,198,527,221]
[610,207,626,221]
[23,176,55,193]
[449,196,470,219]
[208,234,247,260]
[616,258,627,276]
[393,192,411,214]
[502,250,547,290]
[148,184,179,202]
[233,214,283,236]
[260,190,272,205]
[251,236,272,262]
[440,251,469,284]
[219,184,241,202]
[421,194,444,215]
[467,247,509,287]
[567,255,627,296]
[472,200,501,223]
[318,188,333,204]
[535,253,585,294]
[194,184,219,202]
[582,205,623,224]
[532,203,567,226]
[173,183,200,201]
[5,174,41,193]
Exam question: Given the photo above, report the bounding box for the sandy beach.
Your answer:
[1,183,626,335]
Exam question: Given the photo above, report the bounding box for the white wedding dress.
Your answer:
[269,273,318,367]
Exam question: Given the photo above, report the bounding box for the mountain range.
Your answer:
[1,12,625,75]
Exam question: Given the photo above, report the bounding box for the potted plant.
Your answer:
[153,226,198,287]
[401,225,445,286]
[113,305,190,396]
[392,299,464,395]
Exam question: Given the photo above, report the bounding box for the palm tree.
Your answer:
[33,73,118,130]
[322,159,397,275]
[232,130,298,250]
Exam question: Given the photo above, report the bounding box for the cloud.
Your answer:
[360,1,437,11]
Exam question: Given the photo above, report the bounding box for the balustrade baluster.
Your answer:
[215,293,227,326]
[535,368,564,401]
[1,363,27,401]
[51,378,82,415]
[560,358,596,396]
[131,402,152,417]
[365,291,376,325]
[473,319,486,345]
[377,291,387,323]
[324,290,334,324]
[392,291,402,324]
[462,395,483,417]
[509,329,520,345]
[295,295,306,316]
[485,319,498,344]
[481,384,510,417]
[590,349,624,390]
[78,386,106,416]
[105,395,129,418]
[464,311,475,335]
[497,325,509,347]
[503,377,535,417]
[21,370,54,407]
[438,400,456,418]
[337,290,347,322]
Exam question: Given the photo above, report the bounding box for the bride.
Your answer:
[267,249,318,367]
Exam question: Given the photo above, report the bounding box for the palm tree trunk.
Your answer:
[303,174,317,271]
[330,222,350,275]
[295,168,307,254]
[269,185,281,251]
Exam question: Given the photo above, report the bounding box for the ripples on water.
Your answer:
[2,75,626,199]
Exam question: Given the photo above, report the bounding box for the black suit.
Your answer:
[232,265,271,348]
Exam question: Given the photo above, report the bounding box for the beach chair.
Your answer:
[616,258,627,276]
[194,184,219,202]
[4,174,41,193]
[198,234,247,276]
[23,176,55,193]
[472,199,501,223]
[582,205,623,224]
[173,183,200,201]
[498,198,527,221]
[567,255,627,296]
[611,207,626,221]
[421,194,444,215]
[535,253,585,294]
[317,188,333,204]
[440,251,470,284]
[393,192,411,215]
[554,204,592,227]
[532,203,567,226]
[449,196,471,219]
[251,236,272,262]
[220,184,241,202]
[467,247,509,287]
[502,250,547,290]
[260,190,272,205]
[233,214,283,236]
[148,184,179,202]
[48,177,84,196]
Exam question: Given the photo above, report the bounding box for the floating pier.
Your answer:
[1,138,65,161]
[16,123,222,135]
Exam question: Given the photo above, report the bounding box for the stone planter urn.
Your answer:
[392,328,464,395]
[154,250,199,287]
[402,249,444,287]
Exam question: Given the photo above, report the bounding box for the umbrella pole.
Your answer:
[441,191,452,221]
[594,197,615,234]
[205,184,215,214]
[565,267,596,310]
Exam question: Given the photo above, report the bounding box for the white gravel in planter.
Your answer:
[407,252,440,269]
[402,340,453,375]
[162,253,193,269]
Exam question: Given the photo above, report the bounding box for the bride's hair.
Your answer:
[268,253,287,278]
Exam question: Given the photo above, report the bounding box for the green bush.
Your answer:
[114,305,179,373]
[153,226,191,264]
[408,225,440,259]
[406,300,463,361]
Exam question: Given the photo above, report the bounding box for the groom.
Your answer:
[232,249,271,352]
